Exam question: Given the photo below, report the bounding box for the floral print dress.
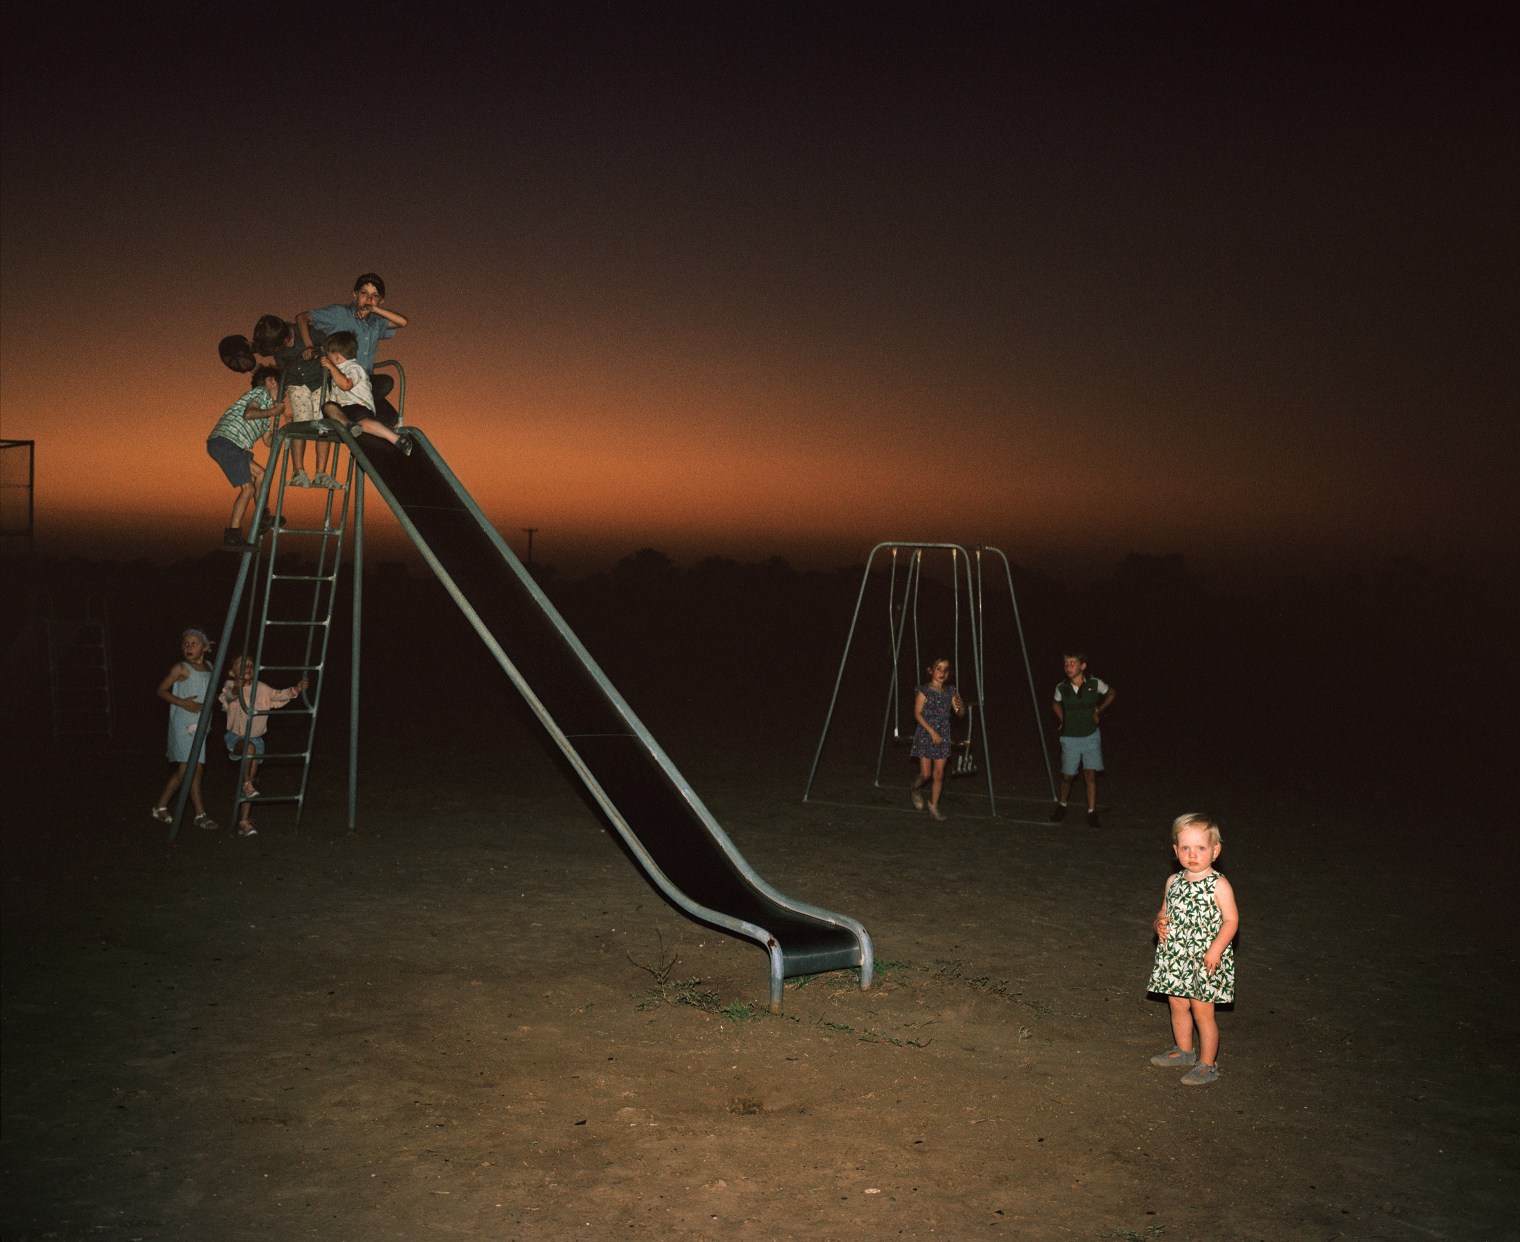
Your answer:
[1147,870,1235,1003]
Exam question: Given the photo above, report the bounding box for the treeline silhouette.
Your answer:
[3,547,1506,807]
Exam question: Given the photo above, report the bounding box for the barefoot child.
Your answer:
[219,655,308,837]
[1147,813,1240,1085]
[909,657,965,822]
[151,629,218,830]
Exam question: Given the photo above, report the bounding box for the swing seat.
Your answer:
[952,701,979,776]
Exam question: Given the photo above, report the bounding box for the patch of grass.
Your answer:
[628,933,722,1013]
[788,959,914,994]
[934,958,1051,1013]
[627,934,768,1019]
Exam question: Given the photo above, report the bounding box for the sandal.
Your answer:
[1150,1046,1198,1067]
[193,813,219,831]
[150,806,172,824]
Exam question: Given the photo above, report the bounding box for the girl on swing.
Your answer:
[910,657,965,821]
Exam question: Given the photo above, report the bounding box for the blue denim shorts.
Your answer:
[1059,730,1104,776]
[225,731,265,758]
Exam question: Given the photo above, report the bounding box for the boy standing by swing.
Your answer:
[1049,651,1116,827]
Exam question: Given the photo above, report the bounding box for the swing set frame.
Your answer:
[803,542,1056,817]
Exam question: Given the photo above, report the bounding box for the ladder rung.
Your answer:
[265,619,328,629]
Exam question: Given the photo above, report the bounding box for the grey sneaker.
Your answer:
[910,786,925,810]
[1150,1045,1198,1067]
[928,804,946,822]
[1180,1062,1219,1086]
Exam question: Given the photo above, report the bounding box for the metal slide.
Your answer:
[347,428,873,1012]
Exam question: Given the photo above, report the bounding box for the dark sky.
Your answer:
[2,3,1513,582]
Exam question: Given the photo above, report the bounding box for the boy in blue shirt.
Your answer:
[297,272,408,425]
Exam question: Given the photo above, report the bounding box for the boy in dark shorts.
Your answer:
[318,332,410,453]
[206,366,286,548]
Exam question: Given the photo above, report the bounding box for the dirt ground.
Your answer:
[3,559,1516,1240]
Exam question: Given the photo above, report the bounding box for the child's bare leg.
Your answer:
[290,440,307,475]
[928,757,947,806]
[1167,995,1195,1052]
[1191,999,1219,1065]
[188,762,207,816]
[358,416,399,446]
[156,763,187,810]
[1057,772,1074,803]
[1082,767,1099,812]
[229,482,256,531]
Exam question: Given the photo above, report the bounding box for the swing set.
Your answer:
[803,542,1057,818]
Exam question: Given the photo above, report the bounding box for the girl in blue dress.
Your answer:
[909,657,964,821]
[151,628,218,830]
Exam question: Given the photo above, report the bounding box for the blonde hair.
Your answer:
[1171,812,1221,848]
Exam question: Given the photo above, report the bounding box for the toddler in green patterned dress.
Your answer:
[1146,813,1240,1086]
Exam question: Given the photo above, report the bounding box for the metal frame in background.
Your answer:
[803,541,1055,816]
[0,439,36,553]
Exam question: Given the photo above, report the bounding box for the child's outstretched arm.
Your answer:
[275,677,309,705]
[373,305,408,329]
[1202,875,1240,975]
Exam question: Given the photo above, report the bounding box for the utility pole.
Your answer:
[521,527,539,567]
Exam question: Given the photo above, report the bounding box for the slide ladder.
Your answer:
[224,441,355,828]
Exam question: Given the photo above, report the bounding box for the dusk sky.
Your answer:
[2,4,1512,583]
